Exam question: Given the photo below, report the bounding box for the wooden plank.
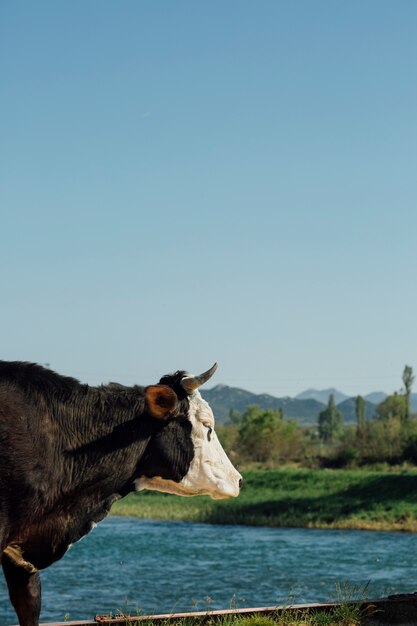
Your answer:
[35,595,417,626]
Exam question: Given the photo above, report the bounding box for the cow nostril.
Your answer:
[239,478,243,489]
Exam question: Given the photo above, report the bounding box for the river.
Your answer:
[1,518,416,624]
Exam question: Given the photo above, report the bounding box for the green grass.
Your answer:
[113,611,364,626]
[96,582,373,626]
[88,583,379,626]
[111,468,417,532]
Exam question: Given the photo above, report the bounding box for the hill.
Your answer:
[202,384,326,425]
[295,387,349,405]
[201,384,417,426]
[336,397,377,422]
[201,384,384,426]
[364,391,387,404]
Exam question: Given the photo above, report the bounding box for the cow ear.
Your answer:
[145,385,179,419]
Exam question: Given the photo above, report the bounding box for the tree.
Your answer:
[238,405,283,463]
[318,394,344,443]
[402,365,415,421]
[237,405,303,464]
[375,392,407,422]
[355,395,366,432]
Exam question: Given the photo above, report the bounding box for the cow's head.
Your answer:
[135,364,242,500]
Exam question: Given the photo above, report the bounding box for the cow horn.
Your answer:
[180,363,218,394]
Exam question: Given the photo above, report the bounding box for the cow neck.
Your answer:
[54,385,164,495]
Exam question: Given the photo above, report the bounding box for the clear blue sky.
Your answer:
[1,1,416,398]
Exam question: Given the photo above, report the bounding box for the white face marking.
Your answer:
[135,391,242,500]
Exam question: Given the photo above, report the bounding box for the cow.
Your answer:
[0,360,242,626]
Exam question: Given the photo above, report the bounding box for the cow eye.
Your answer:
[204,424,213,441]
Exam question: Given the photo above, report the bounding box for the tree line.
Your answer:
[217,365,417,468]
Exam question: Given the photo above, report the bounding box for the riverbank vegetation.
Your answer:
[118,598,368,626]
[111,582,373,626]
[217,397,417,471]
[215,365,417,469]
[127,602,367,626]
[112,467,417,532]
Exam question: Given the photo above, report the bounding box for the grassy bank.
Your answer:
[111,468,417,532]
[112,601,372,626]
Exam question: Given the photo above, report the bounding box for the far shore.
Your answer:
[111,467,417,533]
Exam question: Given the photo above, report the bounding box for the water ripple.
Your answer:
[0,518,416,624]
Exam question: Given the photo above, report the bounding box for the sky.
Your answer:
[1,1,417,399]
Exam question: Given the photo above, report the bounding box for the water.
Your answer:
[1,518,417,624]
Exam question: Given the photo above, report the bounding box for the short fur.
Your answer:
[0,361,195,626]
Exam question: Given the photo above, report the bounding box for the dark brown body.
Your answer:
[0,361,195,626]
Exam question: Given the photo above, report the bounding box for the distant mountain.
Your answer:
[336,397,378,423]
[364,391,387,404]
[201,384,386,426]
[295,388,349,405]
[201,384,325,425]
[201,383,417,425]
